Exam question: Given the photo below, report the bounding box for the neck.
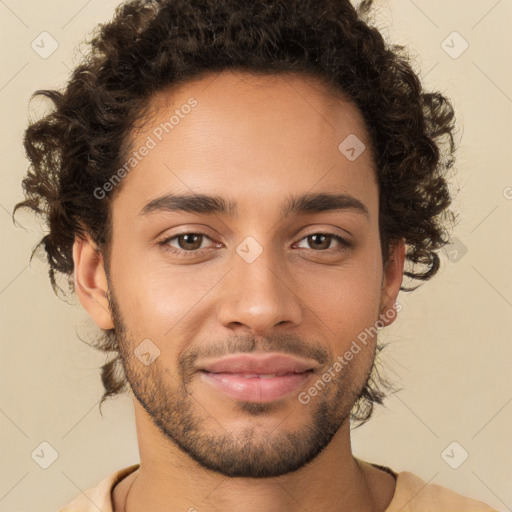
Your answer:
[114,414,396,512]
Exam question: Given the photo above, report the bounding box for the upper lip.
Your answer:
[198,353,319,375]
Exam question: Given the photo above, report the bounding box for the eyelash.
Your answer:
[157,232,352,257]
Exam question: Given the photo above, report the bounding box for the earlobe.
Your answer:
[379,238,406,327]
[73,235,114,330]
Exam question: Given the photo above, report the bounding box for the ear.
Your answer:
[378,238,406,327]
[72,234,114,330]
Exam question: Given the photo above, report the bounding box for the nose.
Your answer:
[216,243,303,335]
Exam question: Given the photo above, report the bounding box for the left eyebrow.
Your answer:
[282,192,369,220]
[139,192,369,220]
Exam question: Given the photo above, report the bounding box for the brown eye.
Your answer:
[296,233,351,252]
[159,233,214,255]
[175,233,204,250]
[307,234,331,250]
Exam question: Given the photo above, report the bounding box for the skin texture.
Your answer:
[73,71,405,512]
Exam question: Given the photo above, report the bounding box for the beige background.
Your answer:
[1,1,511,511]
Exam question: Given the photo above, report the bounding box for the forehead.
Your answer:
[143,70,371,155]
[114,70,378,222]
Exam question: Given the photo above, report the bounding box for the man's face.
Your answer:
[101,71,402,478]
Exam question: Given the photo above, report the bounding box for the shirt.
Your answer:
[58,462,498,512]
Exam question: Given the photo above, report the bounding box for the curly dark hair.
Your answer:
[13,0,457,424]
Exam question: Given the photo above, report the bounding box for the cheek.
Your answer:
[121,270,195,331]
[111,244,218,343]
[298,257,382,343]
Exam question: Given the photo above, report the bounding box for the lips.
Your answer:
[196,353,319,402]
[199,370,314,402]
[198,353,318,376]
[213,372,300,378]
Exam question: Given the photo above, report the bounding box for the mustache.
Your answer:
[178,334,330,370]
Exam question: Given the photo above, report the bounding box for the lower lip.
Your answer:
[199,371,313,402]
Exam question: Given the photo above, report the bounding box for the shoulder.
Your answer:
[386,470,498,512]
[58,463,140,512]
